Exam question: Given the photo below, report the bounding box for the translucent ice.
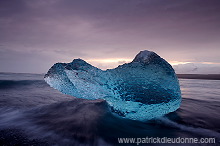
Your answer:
[44,50,181,121]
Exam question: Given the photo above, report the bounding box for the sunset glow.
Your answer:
[85,59,219,70]
[168,61,192,66]
[86,58,132,63]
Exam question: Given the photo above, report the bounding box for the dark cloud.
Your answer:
[0,0,220,73]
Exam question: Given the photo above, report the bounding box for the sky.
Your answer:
[0,0,220,74]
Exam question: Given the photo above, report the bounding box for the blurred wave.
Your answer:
[0,73,220,145]
[0,80,46,89]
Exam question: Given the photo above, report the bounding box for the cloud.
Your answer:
[0,0,220,73]
[173,63,220,74]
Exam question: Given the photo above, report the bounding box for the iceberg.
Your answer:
[44,50,181,121]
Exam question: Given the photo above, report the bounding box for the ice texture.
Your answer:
[44,50,181,121]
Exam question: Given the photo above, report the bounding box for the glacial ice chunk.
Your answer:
[44,50,181,121]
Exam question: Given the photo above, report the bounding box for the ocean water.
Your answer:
[0,73,220,145]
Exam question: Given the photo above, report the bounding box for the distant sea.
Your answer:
[0,73,220,145]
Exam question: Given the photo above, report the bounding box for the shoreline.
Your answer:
[177,74,220,80]
[0,72,220,80]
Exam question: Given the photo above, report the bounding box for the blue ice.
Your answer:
[44,50,181,121]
